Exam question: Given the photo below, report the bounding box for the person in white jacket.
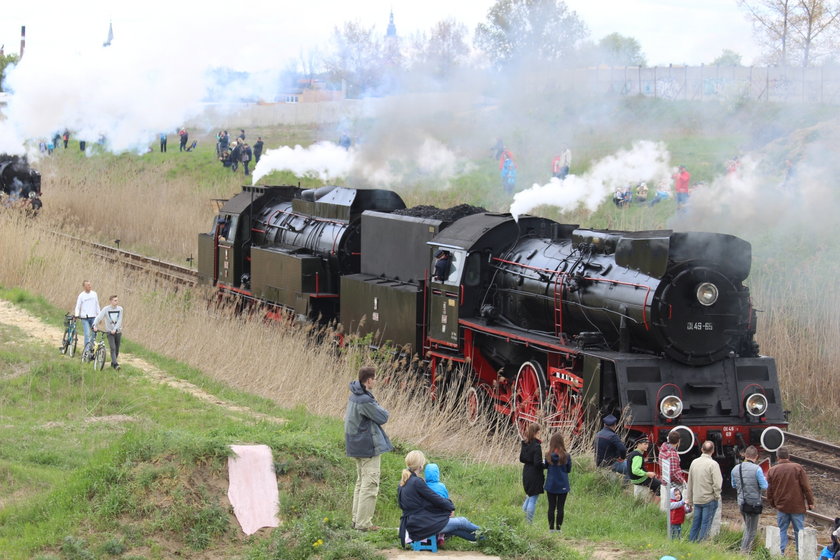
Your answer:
[93,295,124,370]
[74,280,100,350]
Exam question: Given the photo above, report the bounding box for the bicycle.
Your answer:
[91,331,108,371]
[60,313,78,357]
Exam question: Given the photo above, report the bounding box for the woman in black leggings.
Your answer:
[544,433,572,532]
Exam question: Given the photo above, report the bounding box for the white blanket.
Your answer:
[227,444,280,535]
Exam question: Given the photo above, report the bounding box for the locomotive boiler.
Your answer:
[199,185,787,463]
[0,154,42,213]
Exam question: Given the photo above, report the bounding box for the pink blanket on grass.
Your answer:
[227,444,280,535]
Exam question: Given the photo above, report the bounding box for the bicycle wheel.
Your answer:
[69,333,78,357]
[81,342,92,363]
[60,331,70,354]
[94,346,106,371]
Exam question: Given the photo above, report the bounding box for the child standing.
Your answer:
[544,433,572,532]
[520,423,544,524]
[669,488,688,539]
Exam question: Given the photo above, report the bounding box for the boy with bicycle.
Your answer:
[93,295,124,370]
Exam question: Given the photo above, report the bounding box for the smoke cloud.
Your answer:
[510,140,672,219]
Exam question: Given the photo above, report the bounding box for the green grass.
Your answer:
[0,289,761,559]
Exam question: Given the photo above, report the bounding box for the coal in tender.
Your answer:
[394,204,487,222]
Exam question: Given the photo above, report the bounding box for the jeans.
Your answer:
[81,317,95,348]
[107,332,122,367]
[351,455,381,529]
[670,524,682,539]
[740,511,760,552]
[778,511,805,554]
[442,516,480,541]
[688,500,718,542]
[522,494,539,523]
[611,460,627,475]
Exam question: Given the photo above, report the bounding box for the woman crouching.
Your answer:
[398,450,481,545]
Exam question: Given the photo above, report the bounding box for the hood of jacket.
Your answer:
[424,463,441,484]
[349,380,367,396]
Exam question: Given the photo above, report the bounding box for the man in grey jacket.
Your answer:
[344,366,393,531]
[93,295,124,370]
[730,445,768,553]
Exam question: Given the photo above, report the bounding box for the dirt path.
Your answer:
[0,299,282,424]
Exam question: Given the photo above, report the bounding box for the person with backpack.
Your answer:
[241,143,253,176]
[730,445,768,553]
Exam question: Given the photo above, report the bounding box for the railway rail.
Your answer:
[49,230,198,287]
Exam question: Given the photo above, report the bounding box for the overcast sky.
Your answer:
[0,0,762,72]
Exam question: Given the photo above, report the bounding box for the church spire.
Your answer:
[386,10,397,38]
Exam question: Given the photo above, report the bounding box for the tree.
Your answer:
[739,0,840,66]
[739,0,797,64]
[0,53,20,92]
[324,22,386,98]
[413,19,471,79]
[794,0,840,66]
[474,0,589,67]
[711,49,744,66]
[596,33,646,66]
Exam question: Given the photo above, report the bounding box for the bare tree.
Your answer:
[474,0,589,67]
[794,0,840,66]
[739,0,798,64]
[324,22,385,98]
[413,19,471,79]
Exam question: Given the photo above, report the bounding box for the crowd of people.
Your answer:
[343,377,828,556]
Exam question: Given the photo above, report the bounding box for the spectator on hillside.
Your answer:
[595,415,627,474]
[635,182,649,203]
[731,445,768,554]
[230,141,241,172]
[178,128,189,151]
[626,436,661,502]
[552,148,571,179]
[238,129,246,141]
[241,143,253,176]
[159,132,167,152]
[253,137,264,163]
[672,165,691,211]
[685,440,722,542]
[501,156,517,195]
[345,366,393,532]
[767,446,815,555]
[398,450,481,545]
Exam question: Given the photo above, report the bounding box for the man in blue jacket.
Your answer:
[595,415,627,474]
[345,366,393,531]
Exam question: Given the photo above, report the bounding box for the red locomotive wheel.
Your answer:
[512,361,547,438]
[465,387,482,425]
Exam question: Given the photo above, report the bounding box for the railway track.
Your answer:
[784,432,840,527]
[50,230,198,287]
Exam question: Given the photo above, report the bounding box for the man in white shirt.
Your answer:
[74,280,100,351]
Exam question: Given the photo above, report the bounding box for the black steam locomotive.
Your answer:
[0,155,42,214]
[198,185,787,462]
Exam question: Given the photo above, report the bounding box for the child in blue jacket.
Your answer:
[424,463,449,499]
[544,432,572,532]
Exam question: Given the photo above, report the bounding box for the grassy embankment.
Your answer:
[0,286,755,560]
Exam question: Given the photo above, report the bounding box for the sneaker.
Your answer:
[115,364,121,370]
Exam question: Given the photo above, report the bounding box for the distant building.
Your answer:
[272,78,345,104]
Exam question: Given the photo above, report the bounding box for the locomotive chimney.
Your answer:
[19,26,25,58]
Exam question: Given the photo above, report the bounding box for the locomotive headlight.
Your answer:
[696,282,719,306]
[659,395,683,419]
[745,393,768,417]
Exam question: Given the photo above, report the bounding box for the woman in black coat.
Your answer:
[398,450,481,545]
[520,422,545,523]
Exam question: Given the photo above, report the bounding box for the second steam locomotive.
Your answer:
[198,185,786,463]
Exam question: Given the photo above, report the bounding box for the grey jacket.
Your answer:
[731,460,768,507]
[344,380,393,458]
[93,305,123,333]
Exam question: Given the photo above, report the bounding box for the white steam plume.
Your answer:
[510,140,672,219]
[252,136,468,188]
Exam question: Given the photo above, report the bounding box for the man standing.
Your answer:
[685,440,723,542]
[93,295,124,370]
[672,165,691,210]
[241,143,253,176]
[74,280,100,353]
[767,446,815,555]
[345,366,393,531]
[595,415,627,474]
[159,132,167,153]
[253,137,264,163]
[179,128,188,152]
[731,446,768,553]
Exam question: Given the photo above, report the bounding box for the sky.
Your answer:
[0,0,762,71]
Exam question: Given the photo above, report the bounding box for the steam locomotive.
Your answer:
[0,155,42,214]
[198,185,787,463]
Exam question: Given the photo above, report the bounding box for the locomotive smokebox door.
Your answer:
[428,248,465,346]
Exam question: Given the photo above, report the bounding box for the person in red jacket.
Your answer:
[669,487,689,539]
[672,165,691,210]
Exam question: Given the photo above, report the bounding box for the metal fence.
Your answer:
[567,65,840,104]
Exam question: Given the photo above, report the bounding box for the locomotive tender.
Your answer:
[198,185,786,462]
